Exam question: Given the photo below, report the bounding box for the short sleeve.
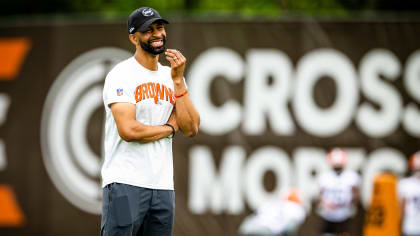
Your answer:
[347,171,361,187]
[103,69,135,107]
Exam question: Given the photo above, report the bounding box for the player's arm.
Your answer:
[400,198,406,231]
[351,186,359,204]
[172,82,200,137]
[165,49,200,137]
[397,182,405,232]
[110,102,178,143]
[313,188,322,208]
[351,173,361,205]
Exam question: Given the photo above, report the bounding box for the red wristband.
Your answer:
[175,90,188,98]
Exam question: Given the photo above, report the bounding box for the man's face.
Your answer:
[137,22,167,55]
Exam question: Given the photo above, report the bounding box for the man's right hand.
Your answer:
[167,109,179,133]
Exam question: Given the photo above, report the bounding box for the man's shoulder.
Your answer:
[399,177,409,186]
[398,177,414,194]
[105,57,135,82]
[318,171,334,184]
[341,170,360,185]
[400,176,420,186]
[343,169,360,178]
[109,57,134,74]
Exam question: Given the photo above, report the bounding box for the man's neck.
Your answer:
[134,49,159,71]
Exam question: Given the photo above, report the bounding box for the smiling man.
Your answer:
[100,7,200,236]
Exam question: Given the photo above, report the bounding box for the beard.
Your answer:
[333,166,344,174]
[139,36,166,55]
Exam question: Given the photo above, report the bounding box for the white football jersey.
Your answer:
[317,170,360,222]
[398,176,420,235]
[102,57,176,190]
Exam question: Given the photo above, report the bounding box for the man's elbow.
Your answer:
[118,128,136,142]
[119,133,134,142]
[190,127,199,137]
[184,125,199,137]
[189,116,200,137]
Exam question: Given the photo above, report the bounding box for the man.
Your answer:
[100,7,200,236]
[398,151,420,236]
[316,148,360,236]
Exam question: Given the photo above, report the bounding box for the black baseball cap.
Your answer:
[128,7,169,34]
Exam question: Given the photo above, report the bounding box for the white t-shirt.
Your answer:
[398,176,420,235]
[317,170,360,222]
[101,57,176,190]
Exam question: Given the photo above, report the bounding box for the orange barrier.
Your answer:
[0,38,31,80]
[0,184,25,226]
[363,173,400,236]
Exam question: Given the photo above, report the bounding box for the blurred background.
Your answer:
[3,0,420,18]
[0,0,420,235]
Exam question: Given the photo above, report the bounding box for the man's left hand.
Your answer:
[165,49,186,81]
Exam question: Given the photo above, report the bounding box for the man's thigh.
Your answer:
[139,190,175,236]
[101,183,152,236]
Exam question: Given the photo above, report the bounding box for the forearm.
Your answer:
[137,129,171,143]
[139,135,168,143]
[119,120,172,143]
[352,187,359,204]
[173,80,200,136]
[111,102,174,143]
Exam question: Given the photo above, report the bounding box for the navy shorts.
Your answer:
[100,183,175,236]
[320,218,351,234]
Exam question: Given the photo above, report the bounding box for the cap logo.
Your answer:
[129,27,135,33]
[142,8,154,17]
